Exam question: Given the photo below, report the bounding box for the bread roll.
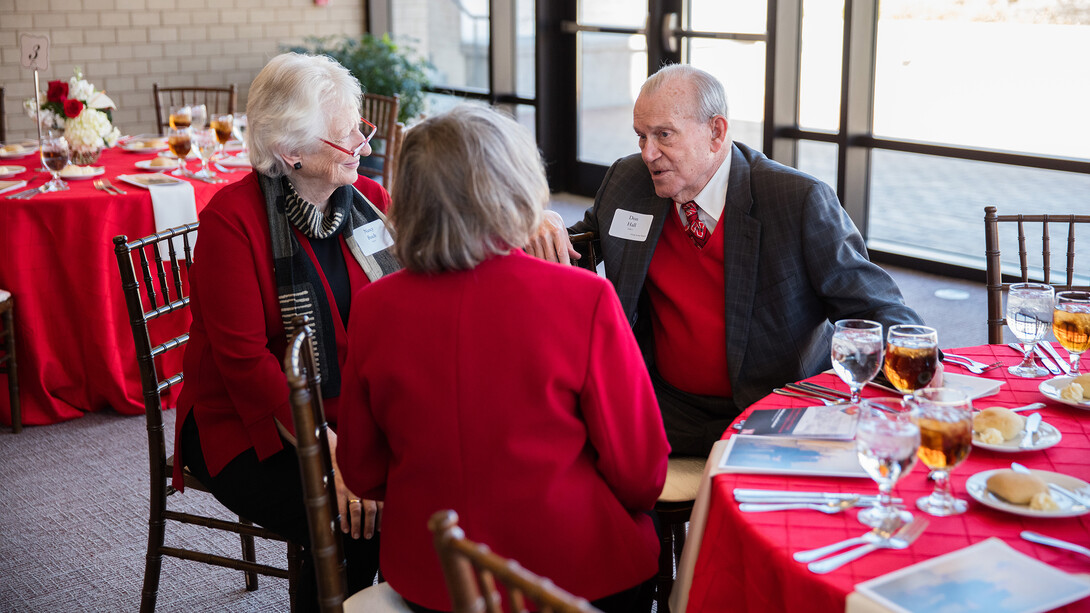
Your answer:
[986,469,1049,505]
[1061,382,1085,402]
[150,157,174,167]
[972,407,1024,440]
[1074,374,1090,388]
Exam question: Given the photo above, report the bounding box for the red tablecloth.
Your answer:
[686,344,1090,613]
[0,146,249,427]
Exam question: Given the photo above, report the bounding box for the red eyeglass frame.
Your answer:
[319,118,377,156]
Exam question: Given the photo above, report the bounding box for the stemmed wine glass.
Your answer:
[166,127,192,177]
[40,133,70,192]
[169,105,191,129]
[1052,291,1090,374]
[831,319,884,406]
[1006,282,1055,378]
[855,404,919,528]
[883,325,939,395]
[210,114,234,160]
[232,113,248,154]
[191,128,221,181]
[909,387,973,516]
[190,104,208,130]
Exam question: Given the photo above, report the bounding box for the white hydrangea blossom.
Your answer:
[66,109,121,149]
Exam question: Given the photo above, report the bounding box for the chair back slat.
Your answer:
[285,318,348,613]
[429,510,604,613]
[358,93,401,188]
[152,83,238,135]
[983,206,1090,344]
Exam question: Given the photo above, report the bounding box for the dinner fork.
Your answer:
[100,178,126,195]
[808,518,929,574]
[942,354,1002,374]
[93,178,117,195]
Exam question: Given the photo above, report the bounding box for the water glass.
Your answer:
[909,388,972,516]
[1006,282,1055,378]
[40,134,70,192]
[831,319,884,405]
[1053,291,1090,374]
[855,404,919,529]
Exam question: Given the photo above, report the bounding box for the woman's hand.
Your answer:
[328,430,382,539]
[526,210,580,265]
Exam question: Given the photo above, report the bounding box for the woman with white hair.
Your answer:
[335,105,670,612]
[172,53,399,608]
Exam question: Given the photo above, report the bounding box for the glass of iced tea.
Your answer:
[909,387,972,516]
[167,127,192,177]
[883,325,939,394]
[40,133,70,191]
[169,105,191,129]
[210,114,234,159]
[1053,291,1090,374]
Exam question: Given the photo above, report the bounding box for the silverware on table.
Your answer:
[1021,530,1090,559]
[101,178,126,195]
[1033,345,1063,375]
[1020,412,1043,449]
[771,388,835,404]
[795,381,852,399]
[739,497,860,514]
[733,489,899,505]
[1040,341,1074,375]
[1007,343,1054,375]
[783,382,842,401]
[794,527,894,563]
[214,162,244,173]
[6,186,43,199]
[807,518,929,574]
[93,178,124,195]
[1007,402,1047,413]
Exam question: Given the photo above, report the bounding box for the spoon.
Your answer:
[1021,530,1090,559]
[739,496,860,514]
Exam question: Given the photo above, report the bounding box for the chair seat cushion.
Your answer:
[659,457,705,503]
[344,581,413,612]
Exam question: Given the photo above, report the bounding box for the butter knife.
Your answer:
[1033,345,1063,375]
[1020,412,1042,449]
[1040,342,1073,375]
[5,186,43,199]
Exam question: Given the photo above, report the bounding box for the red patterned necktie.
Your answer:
[681,201,709,249]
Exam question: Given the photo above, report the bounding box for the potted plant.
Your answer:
[283,34,432,125]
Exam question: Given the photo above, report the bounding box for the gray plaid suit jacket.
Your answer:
[571,142,922,444]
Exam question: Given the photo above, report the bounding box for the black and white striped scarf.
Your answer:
[260,173,400,398]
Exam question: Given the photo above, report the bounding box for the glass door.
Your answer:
[548,0,769,195]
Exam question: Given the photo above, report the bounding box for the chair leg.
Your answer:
[239,518,259,591]
[287,541,303,613]
[140,501,167,612]
[2,305,18,434]
[655,524,674,612]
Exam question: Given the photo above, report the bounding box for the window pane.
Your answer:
[799,0,844,131]
[868,149,1090,282]
[687,0,767,34]
[577,32,647,165]
[688,39,765,151]
[516,0,535,99]
[392,0,489,92]
[874,2,1090,159]
[797,141,838,192]
[579,0,646,29]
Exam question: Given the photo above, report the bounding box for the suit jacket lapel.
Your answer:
[602,170,671,323]
[721,143,761,380]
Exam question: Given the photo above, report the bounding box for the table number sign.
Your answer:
[20,33,51,151]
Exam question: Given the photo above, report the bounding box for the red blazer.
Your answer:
[172,173,389,491]
[336,250,670,609]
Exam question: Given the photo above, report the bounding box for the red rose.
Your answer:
[46,80,69,103]
[63,98,85,118]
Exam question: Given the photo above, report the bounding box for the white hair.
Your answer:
[641,64,728,122]
[246,53,362,177]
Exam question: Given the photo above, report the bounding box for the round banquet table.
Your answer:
[0,145,250,427]
[682,344,1090,613]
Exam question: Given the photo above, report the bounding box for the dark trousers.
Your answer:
[651,366,739,457]
[180,413,380,611]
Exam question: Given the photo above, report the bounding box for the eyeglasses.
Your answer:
[319,118,377,156]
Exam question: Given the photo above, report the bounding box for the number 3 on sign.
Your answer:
[21,34,51,71]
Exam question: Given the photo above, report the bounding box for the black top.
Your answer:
[308,233,351,326]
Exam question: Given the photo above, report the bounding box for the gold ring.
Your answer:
[348,498,361,505]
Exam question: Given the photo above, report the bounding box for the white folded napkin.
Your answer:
[218,154,251,168]
[150,181,198,259]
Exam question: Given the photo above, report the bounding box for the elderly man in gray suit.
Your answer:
[530,64,926,457]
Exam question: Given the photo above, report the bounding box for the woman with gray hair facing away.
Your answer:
[172,52,399,609]
[335,104,670,612]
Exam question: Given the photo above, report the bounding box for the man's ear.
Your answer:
[710,115,729,152]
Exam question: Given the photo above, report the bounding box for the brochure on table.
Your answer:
[718,435,869,478]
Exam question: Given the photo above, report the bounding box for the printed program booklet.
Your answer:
[739,404,859,440]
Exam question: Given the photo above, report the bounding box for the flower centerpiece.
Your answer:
[24,67,121,164]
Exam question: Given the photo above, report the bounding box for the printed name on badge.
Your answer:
[607,209,653,242]
[355,219,394,256]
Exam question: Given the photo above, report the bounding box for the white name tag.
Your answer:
[354,219,394,256]
[607,209,653,242]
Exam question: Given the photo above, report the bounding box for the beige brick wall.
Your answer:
[0,0,368,140]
